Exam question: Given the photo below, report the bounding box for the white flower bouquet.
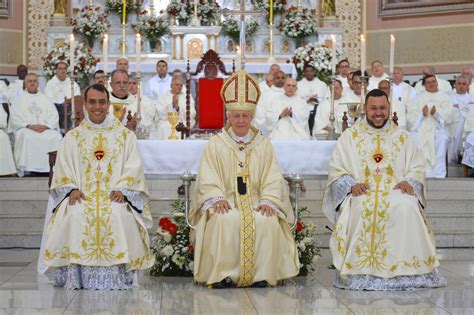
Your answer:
[197,0,221,25]
[42,42,99,88]
[166,0,191,24]
[72,5,110,40]
[105,0,140,23]
[294,207,321,275]
[293,42,339,83]
[132,14,170,40]
[252,0,286,19]
[280,7,317,39]
[221,18,259,42]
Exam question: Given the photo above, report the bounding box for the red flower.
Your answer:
[296,221,303,233]
[159,217,178,235]
[188,245,194,252]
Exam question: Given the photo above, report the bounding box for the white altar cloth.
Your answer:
[138,140,337,175]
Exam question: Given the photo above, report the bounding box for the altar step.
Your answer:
[0,176,473,248]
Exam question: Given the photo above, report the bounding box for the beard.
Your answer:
[366,116,389,129]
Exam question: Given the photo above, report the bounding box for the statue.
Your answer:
[226,40,234,53]
[322,0,336,17]
[281,40,290,54]
[53,0,67,16]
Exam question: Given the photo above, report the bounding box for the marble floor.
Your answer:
[0,249,472,315]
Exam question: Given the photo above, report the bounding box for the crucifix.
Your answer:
[223,2,263,69]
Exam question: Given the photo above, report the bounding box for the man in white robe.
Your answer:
[109,69,137,125]
[4,65,27,104]
[116,57,129,72]
[267,78,309,140]
[258,74,274,94]
[461,66,473,94]
[408,75,453,178]
[191,69,299,288]
[0,79,6,103]
[93,70,106,86]
[392,67,416,110]
[314,79,349,134]
[154,77,196,139]
[323,88,446,290]
[336,59,351,91]
[367,60,389,91]
[128,75,156,133]
[145,59,172,99]
[41,83,154,289]
[258,64,280,92]
[378,80,407,130]
[344,70,366,104]
[462,101,474,168]
[414,66,453,95]
[0,104,15,176]
[449,75,474,162]
[8,73,62,176]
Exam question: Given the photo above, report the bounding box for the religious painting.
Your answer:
[0,0,12,17]
[281,40,290,54]
[188,39,203,60]
[226,40,234,53]
[378,0,474,17]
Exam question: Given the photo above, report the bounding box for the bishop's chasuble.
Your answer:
[191,127,300,287]
[42,117,154,280]
[322,119,446,290]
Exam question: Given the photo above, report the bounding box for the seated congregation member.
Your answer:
[0,104,15,176]
[408,75,453,178]
[154,77,195,139]
[323,89,446,291]
[41,84,154,289]
[267,78,309,140]
[9,73,62,176]
[313,79,349,134]
[367,60,389,91]
[378,80,407,130]
[191,70,300,288]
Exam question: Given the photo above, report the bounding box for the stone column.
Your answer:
[206,34,212,51]
[172,34,177,60]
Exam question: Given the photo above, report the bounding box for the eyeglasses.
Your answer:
[113,81,129,85]
[352,81,362,85]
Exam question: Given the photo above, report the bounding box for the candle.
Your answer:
[360,34,366,74]
[136,33,141,75]
[69,33,75,75]
[103,33,108,75]
[122,0,126,25]
[331,35,336,76]
[389,34,395,75]
[269,0,273,25]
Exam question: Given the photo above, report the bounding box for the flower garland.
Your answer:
[132,14,170,40]
[42,42,99,88]
[293,42,339,83]
[72,5,110,40]
[221,18,259,42]
[105,0,140,23]
[294,207,321,275]
[166,0,191,22]
[280,7,317,39]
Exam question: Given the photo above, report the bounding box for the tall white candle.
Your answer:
[360,34,366,74]
[103,33,108,75]
[69,33,75,75]
[136,33,141,75]
[389,34,395,75]
[331,35,336,76]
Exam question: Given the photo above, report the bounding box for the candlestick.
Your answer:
[360,34,366,73]
[103,33,108,75]
[136,33,141,76]
[331,35,336,76]
[389,34,395,75]
[69,33,75,74]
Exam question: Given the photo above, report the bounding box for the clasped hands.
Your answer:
[351,181,414,197]
[69,190,125,205]
[27,124,49,133]
[213,200,275,217]
[279,107,293,119]
[422,105,437,117]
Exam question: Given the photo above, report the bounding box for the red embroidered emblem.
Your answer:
[94,150,104,160]
[373,153,383,163]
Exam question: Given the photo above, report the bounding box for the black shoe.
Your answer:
[251,280,268,288]
[211,277,234,289]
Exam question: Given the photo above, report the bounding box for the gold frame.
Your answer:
[0,0,12,17]
[378,0,474,18]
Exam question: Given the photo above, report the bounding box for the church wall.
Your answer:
[0,0,25,75]
[364,1,474,77]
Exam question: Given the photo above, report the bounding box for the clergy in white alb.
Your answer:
[461,66,474,94]
[266,78,309,140]
[154,77,196,140]
[344,70,365,104]
[191,69,300,288]
[8,73,62,175]
[408,75,454,178]
[336,59,351,91]
[109,69,138,124]
[314,80,349,134]
[253,70,286,135]
[258,73,274,94]
[367,60,389,91]
[4,65,27,105]
[145,60,172,99]
[0,79,7,103]
[462,99,474,168]
[0,104,15,175]
[129,75,156,133]
[449,75,474,162]
[414,66,453,95]
[391,67,416,110]
[378,80,407,130]
[41,84,154,290]
[323,89,446,290]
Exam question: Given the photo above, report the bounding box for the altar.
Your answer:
[138,140,337,175]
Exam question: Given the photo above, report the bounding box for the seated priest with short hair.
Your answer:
[41,84,154,289]
[0,104,15,176]
[109,69,137,124]
[313,79,349,134]
[9,73,62,176]
[191,70,300,288]
[154,77,195,139]
[323,89,446,291]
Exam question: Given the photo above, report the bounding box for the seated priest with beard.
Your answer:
[322,89,446,291]
[41,84,154,289]
[191,70,300,288]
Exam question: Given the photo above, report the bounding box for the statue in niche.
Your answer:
[281,39,290,54]
[188,39,203,60]
[53,0,67,16]
[226,40,234,53]
[263,39,271,54]
[155,40,163,53]
[322,0,336,17]
[246,40,253,54]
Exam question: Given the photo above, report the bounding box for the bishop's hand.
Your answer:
[430,106,437,116]
[69,189,86,205]
[393,181,414,195]
[214,200,231,214]
[257,204,275,217]
[351,183,369,197]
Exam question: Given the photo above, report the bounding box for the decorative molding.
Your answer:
[0,0,12,17]
[378,0,474,18]
[336,0,361,67]
[27,0,53,70]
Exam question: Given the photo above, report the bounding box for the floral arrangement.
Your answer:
[132,14,170,40]
[280,7,317,39]
[197,0,221,25]
[150,200,194,277]
[166,0,191,23]
[72,5,110,40]
[221,18,259,42]
[42,42,99,88]
[293,42,338,83]
[252,0,286,19]
[294,207,321,275]
[105,0,140,23]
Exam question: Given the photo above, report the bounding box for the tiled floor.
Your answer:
[0,249,472,314]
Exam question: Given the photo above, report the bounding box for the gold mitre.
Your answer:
[220,69,260,112]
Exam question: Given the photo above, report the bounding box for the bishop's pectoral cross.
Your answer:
[237,169,249,195]
[223,1,263,69]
